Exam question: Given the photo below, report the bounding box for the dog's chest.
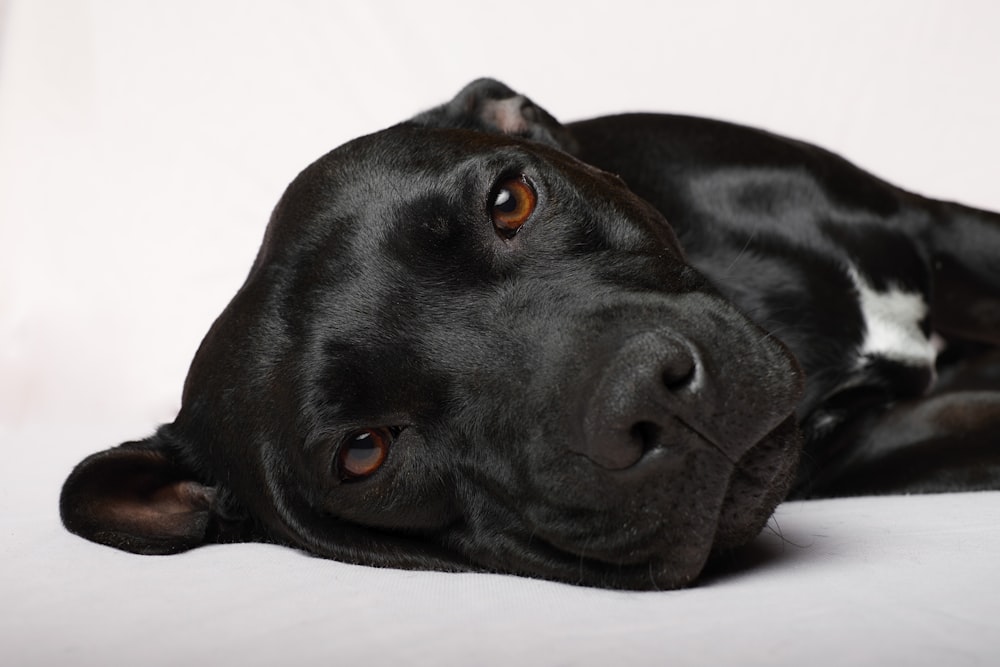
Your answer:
[849,266,937,370]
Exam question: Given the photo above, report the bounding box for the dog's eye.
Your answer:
[338,428,393,481]
[491,176,536,236]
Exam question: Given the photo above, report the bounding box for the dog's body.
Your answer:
[568,113,1000,496]
[61,80,1000,589]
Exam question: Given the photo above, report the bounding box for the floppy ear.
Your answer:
[411,77,579,153]
[930,202,1000,345]
[60,436,218,555]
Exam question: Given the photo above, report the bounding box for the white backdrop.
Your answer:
[2,2,1000,665]
[3,0,1000,434]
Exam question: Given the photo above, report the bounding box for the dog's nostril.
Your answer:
[630,421,663,454]
[660,349,698,393]
[570,331,701,471]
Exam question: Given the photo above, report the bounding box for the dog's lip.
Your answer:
[624,406,798,476]
[524,433,732,566]
[710,413,801,549]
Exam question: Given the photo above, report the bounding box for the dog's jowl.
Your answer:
[61,79,1000,589]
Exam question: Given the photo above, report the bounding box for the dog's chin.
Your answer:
[505,533,718,591]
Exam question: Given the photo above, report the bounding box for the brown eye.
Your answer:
[338,428,392,481]
[491,176,536,236]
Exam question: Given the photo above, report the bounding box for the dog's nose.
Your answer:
[571,330,699,470]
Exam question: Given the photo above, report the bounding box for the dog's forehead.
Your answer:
[328,123,554,174]
[311,122,615,199]
[265,125,518,241]
[261,122,642,263]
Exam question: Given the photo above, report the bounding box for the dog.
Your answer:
[60,79,1000,590]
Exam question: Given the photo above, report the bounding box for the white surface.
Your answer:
[2,1,999,665]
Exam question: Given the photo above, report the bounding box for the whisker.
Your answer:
[722,227,759,275]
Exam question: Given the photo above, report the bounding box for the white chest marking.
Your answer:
[849,267,937,367]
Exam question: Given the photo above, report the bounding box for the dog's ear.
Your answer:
[412,77,579,153]
[60,435,218,555]
[930,204,1000,346]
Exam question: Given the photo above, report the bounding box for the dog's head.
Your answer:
[61,84,804,590]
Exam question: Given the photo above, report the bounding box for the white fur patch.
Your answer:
[849,266,937,368]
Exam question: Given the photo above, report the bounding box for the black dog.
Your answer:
[61,79,1000,590]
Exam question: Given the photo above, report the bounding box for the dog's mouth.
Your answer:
[470,308,806,589]
[490,412,802,590]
